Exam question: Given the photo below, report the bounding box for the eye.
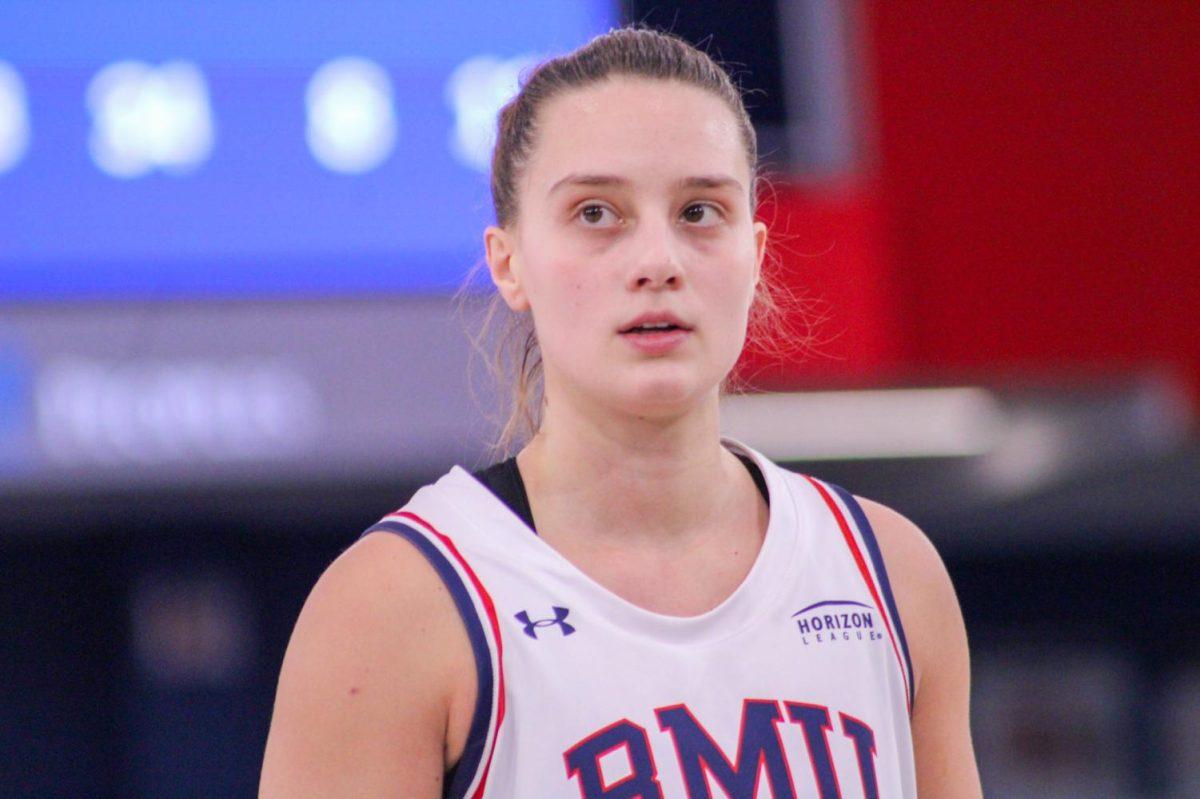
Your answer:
[681,202,722,226]
[578,203,619,227]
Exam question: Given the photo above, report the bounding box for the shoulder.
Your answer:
[856,497,983,796]
[295,529,472,657]
[260,530,474,796]
[292,529,469,657]
[853,497,964,699]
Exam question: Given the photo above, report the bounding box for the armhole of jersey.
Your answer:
[802,475,916,715]
[362,517,503,799]
[825,484,916,711]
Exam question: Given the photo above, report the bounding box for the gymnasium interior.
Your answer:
[2,2,1197,796]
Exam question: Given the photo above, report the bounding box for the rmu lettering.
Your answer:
[563,699,880,799]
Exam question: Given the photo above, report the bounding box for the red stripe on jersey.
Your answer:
[399,510,507,799]
[802,476,913,713]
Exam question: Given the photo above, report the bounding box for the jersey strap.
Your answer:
[363,510,506,799]
[802,476,916,714]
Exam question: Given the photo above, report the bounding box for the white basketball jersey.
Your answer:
[364,439,916,798]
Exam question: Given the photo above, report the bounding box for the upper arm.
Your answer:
[259,531,472,799]
[858,497,983,799]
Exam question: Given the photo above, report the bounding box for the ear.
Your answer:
[484,224,530,312]
[752,219,769,286]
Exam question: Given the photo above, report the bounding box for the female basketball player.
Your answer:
[261,28,981,798]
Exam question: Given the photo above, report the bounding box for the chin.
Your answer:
[610,369,719,420]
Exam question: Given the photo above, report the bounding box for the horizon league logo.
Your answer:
[793,600,883,646]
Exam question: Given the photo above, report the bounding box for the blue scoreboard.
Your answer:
[0,1,617,300]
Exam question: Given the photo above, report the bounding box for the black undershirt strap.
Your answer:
[739,454,771,507]
[472,456,537,534]
[472,453,770,536]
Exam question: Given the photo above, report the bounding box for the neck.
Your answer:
[516,383,748,547]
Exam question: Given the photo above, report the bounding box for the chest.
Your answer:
[491,583,912,799]
[427,467,917,798]
[540,522,766,616]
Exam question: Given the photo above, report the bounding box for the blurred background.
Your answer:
[1,1,1197,796]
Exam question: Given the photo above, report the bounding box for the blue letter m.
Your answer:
[656,700,796,799]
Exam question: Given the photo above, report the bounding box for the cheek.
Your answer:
[537,265,588,306]
[705,246,758,313]
[525,258,601,333]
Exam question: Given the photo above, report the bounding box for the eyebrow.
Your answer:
[546,173,745,197]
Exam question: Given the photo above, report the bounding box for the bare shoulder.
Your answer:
[856,498,945,577]
[855,497,983,798]
[260,531,474,798]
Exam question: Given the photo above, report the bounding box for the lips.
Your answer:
[618,312,693,356]
[618,312,693,334]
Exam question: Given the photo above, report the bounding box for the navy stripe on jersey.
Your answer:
[364,520,495,799]
[826,484,916,709]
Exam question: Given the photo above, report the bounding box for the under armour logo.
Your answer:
[515,606,576,639]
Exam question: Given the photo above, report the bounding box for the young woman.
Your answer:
[261,28,982,798]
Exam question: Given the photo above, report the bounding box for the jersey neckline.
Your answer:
[440,437,808,647]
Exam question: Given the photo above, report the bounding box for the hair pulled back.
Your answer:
[491,27,759,228]
[473,27,781,456]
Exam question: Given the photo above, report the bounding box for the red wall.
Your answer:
[740,181,903,388]
[865,1,1200,394]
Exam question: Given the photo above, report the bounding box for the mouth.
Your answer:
[620,322,685,334]
[618,314,693,335]
[617,314,693,355]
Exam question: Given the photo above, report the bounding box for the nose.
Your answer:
[627,217,684,291]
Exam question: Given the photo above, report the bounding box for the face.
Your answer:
[485,77,768,422]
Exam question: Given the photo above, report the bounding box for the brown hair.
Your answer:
[467,26,798,456]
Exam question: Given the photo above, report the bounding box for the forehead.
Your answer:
[523,77,749,197]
